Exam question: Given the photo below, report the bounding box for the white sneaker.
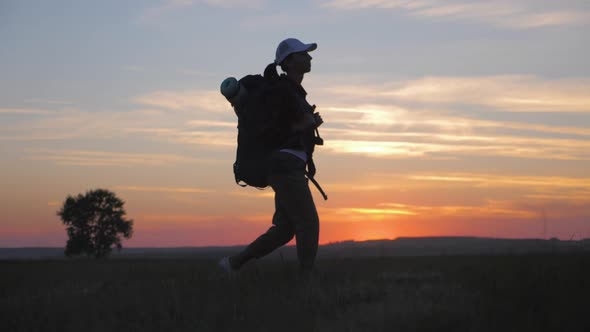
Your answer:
[218,256,234,274]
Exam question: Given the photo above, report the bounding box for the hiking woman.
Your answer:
[219,38,323,274]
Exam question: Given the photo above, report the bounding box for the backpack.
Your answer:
[221,69,329,200]
[221,73,282,188]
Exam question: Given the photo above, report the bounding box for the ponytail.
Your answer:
[263,62,280,80]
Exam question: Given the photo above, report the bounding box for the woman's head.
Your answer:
[275,38,317,75]
[281,51,312,74]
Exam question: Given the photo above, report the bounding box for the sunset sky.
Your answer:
[1,0,589,247]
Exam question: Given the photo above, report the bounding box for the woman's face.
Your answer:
[284,51,312,74]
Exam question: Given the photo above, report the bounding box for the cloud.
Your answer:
[325,105,590,137]
[407,173,590,190]
[391,201,538,219]
[364,171,590,204]
[130,127,235,149]
[324,183,390,192]
[133,90,229,113]
[319,101,590,160]
[51,75,576,163]
[6,77,587,164]
[323,139,454,158]
[318,171,590,225]
[0,104,237,148]
[0,108,56,115]
[26,149,221,167]
[23,99,74,106]
[133,213,224,225]
[320,0,590,29]
[401,172,590,208]
[129,76,590,161]
[202,0,267,9]
[114,185,212,193]
[322,132,590,160]
[187,120,237,128]
[370,171,590,205]
[140,0,267,22]
[320,76,590,112]
[239,11,329,30]
[496,10,590,29]
[174,130,235,148]
[0,108,179,141]
[228,190,274,199]
[525,191,590,204]
[339,207,417,216]
[323,200,538,223]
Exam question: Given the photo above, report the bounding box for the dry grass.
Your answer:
[1,254,589,332]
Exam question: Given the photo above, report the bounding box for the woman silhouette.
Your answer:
[219,38,323,274]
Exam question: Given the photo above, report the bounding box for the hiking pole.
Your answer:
[305,171,328,201]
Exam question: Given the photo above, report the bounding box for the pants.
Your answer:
[234,152,320,271]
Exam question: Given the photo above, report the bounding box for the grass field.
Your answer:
[1,253,589,332]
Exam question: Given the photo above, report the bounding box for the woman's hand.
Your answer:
[313,112,323,127]
[292,112,317,131]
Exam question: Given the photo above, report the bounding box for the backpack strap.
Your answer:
[305,169,328,201]
[305,157,327,200]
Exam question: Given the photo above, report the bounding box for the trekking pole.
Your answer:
[305,171,328,201]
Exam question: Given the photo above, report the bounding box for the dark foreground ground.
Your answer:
[1,254,589,332]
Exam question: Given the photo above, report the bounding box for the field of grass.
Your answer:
[1,253,589,332]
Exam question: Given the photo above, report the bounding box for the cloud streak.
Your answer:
[407,173,590,189]
[320,0,590,29]
[129,76,588,160]
[321,171,590,221]
[324,200,538,223]
[0,108,176,141]
[319,180,589,234]
[324,106,590,137]
[320,101,590,160]
[0,105,237,150]
[26,149,221,167]
[133,90,228,113]
[114,185,212,194]
[0,108,56,115]
[4,76,588,163]
[322,132,590,160]
[140,0,267,22]
[320,76,590,113]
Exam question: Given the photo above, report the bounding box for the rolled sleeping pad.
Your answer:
[220,77,239,100]
[220,77,248,108]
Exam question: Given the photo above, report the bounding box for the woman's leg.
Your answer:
[228,153,319,272]
[267,153,319,272]
[229,188,295,270]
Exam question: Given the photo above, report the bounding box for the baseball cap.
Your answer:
[275,38,317,65]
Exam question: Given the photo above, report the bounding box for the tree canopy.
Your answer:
[57,189,133,258]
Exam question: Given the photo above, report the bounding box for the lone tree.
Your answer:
[57,188,133,258]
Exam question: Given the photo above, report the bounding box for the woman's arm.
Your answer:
[291,112,316,131]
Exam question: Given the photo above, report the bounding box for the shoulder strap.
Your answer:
[305,165,328,201]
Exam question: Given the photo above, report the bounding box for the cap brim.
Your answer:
[301,43,317,53]
[275,42,318,64]
[287,42,317,56]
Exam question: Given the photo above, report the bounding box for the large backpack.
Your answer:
[221,73,283,188]
[221,70,329,200]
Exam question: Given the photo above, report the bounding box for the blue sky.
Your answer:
[1,0,589,246]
